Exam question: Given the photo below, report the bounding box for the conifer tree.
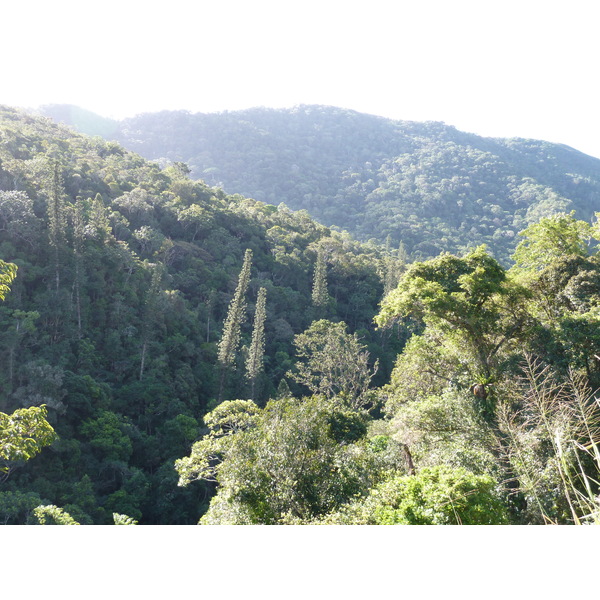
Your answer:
[205,289,217,343]
[276,378,291,399]
[311,246,329,314]
[48,162,67,291]
[88,193,112,242]
[72,198,86,338]
[246,287,267,401]
[139,263,164,381]
[383,240,407,298]
[218,249,253,400]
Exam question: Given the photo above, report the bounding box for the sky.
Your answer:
[4,0,600,157]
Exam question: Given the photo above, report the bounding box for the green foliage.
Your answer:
[320,466,509,525]
[0,405,56,478]
[218,249,253,368]
[509,217,600,385]
[113,512,138,525]
[179,395,401,524]
[80,411,133,463]
[390,389,500,477]
[0,490,42,524]
[288,320,379,410]
[203,399,261,436]
[513,212,598,274]
[377,245,507,330]
[0,259,17,301]
[33,504,80,525]
[380,332,464,413]
[311,246,329,311]
[217,248,253,400]
[175,399,260,485]
[246,287,267,400]
[377,246,528,399]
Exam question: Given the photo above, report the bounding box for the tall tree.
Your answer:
[311,246,329,314]
[139,263,164,381]
[246,287,267,401]
[47,162,67,291]
[0,260,17,301]
[382,239,407,298]
[88,193,112,242]
[71,198,86,338]
[218,249,253,401]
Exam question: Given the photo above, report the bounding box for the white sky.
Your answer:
[4,0,600,157]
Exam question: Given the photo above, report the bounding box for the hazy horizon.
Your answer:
[5,1,600,158]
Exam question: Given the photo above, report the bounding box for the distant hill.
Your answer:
[41,104,600,263]
[39,104,120,138]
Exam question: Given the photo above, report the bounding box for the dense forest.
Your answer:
[2,104,600,525]
[42,103,600,265]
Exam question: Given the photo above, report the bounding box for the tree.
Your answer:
[0,191,40,248]
[0,490,43,524]
[177,395,395,524]
[71,198,86,338]
[512,212,598,275]
[175,399,260,485]
[0,260,17,301]
[246,287,267,401]
[33,505,80,525]
[139,263,165,381]
[113,512,138,525]
[30,505,138,524]
[311,246,329,313]
[288,319,378,410]
[217,249,253,400]
[319,465,509,525]
[47,161,67,291]
[80,410,133,463]
[510,216,600,382]
[0,405,56,482]
[389,388,501,477]
[376,246,528,406]
[382,237,407,298]
[88,193,112,242]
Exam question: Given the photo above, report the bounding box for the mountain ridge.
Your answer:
[39,103,600,263]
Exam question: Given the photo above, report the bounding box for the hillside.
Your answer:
[42,104,600,264]
[3,105,600,526]
[0,105,400,524]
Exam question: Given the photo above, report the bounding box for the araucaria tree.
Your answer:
[246,287,267,401]
[218,249,253,400]
[139,263,165,381]
[311,246,329,314]
[47,162,67,291]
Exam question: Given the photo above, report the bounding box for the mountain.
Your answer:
[41,104,600,264]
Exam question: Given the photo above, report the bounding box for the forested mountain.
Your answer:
[42,104,600,264]
[2,105,600,526]
[0,106,401,524]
